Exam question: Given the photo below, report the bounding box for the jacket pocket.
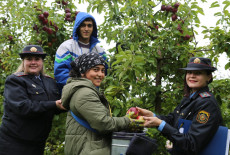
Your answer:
[90,138,108,152]
[27,88,46,100]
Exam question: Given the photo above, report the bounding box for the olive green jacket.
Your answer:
[62,78,130,155]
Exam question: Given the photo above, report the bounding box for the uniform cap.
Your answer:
[19,45,47,59]
[180,57,217,72]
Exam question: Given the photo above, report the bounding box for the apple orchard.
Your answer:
[0,0,230,154]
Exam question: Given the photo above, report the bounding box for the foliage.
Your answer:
[201,0,230,69]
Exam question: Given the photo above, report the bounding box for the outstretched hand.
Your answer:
[143,116,162,128]
[136,107,154,117]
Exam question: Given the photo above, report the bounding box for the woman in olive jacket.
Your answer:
[62,52,143,155]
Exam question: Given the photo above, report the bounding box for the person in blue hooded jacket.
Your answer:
[54,12,107,92]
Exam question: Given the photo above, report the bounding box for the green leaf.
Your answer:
[210,1,220,8]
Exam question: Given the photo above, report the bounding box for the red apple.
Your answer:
[43,11,49,18]
[47,28,53,34]
[171,8,177,13]
[174,2,180,9]
[8,35,13,41]
[172,14,177,21]
[65,8,71,13]
[42,26,48,31]
[136,115,144,121]
[161,5,166,11]
[166,5,172,12]
[54,24,59,31]
[66,12,71,18]
[184,34,191,40]
[42,18,48,25]
[127,107,139,119]
[38,14,44,21]
[62,1,68,5]
[65,17,73,22]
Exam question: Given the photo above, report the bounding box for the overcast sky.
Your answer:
[74,0,229,79]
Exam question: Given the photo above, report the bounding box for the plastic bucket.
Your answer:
[111,132,146,155]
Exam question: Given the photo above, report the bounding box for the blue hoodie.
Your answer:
[54,12,106,92]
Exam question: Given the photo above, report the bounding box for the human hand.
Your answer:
[128,118,145,132]
[136,107,154,117]
[143,116,162,128]
[55,100,67,111]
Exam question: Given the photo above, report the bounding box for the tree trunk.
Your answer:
[155,58,162,114]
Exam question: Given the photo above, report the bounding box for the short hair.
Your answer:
[76,18,94,36]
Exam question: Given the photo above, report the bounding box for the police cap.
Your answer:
[180,57,217,72]
[19,45,47,59]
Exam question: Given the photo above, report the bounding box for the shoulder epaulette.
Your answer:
[13,72,27,77]
[199,92,211,98]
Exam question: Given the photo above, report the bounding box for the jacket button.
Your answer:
[36,92,39,94]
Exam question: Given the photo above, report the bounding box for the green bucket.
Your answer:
[111,132,145,155]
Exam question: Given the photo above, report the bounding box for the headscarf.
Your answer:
[71,52,105,74]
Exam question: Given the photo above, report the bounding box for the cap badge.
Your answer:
[30,47,37,52]
[194,58,200,64]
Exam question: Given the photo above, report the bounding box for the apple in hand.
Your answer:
[136,115,144,121]
[127,107,139,119]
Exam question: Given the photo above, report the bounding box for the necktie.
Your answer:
[35,76,44,88]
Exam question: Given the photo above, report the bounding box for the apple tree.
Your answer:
[87,0,207,114]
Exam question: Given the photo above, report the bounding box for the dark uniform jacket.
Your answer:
[158,86,223,155]
[0,72,60,143]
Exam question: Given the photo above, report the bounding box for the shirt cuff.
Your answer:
[158,120,166,131]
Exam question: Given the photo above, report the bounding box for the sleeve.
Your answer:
[71,87,130,133]
[54,45,73,92]
[161,98,221,153]
[4,75,57,118]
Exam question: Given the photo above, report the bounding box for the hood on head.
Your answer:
[72,12,98,42]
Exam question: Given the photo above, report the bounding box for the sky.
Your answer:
[73,0,230,79]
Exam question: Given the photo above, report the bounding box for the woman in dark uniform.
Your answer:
[137,57,223,155]
[0,45,66,155]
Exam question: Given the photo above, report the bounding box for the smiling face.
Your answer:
[186,70,212,92]
[83,65,105,87]
[78,20,93,43]
[23,56,43,76]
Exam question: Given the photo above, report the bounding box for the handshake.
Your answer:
[126,107,145,133]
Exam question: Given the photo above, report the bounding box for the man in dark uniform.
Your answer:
[0,45,66,155]
[137,57,223,155]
